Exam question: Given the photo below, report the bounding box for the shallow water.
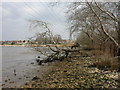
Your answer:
[2,46,49,88]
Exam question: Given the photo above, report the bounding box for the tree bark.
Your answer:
[118,1,120,72]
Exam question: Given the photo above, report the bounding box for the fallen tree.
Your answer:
[34,44,82,65]
[28,20,82,65]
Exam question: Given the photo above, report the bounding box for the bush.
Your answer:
[93,56,119,71]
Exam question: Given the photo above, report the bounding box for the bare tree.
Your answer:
[68,1,120,71]
[68,2,118,49]
[29,20,80,65]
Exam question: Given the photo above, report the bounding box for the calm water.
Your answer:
[2,46,49,88]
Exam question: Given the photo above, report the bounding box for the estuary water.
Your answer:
[1,46,51,88]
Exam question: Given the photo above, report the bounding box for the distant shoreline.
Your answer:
[0,44,72,47]
[0,45,27,47]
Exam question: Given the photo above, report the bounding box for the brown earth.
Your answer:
[18,51,119,89]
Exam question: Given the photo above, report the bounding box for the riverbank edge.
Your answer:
[0,44,73,47]
[19,52,119,89]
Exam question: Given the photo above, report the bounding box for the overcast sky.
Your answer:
[1,2,69,41]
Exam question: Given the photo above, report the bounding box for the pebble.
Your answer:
[19,78,22,80]
[2,84,5,86]
[32,76,39,81]
[5,80,8,82]
[9,81,14,83]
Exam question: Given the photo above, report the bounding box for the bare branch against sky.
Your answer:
[1,2,69,41]
[1,0,119,41]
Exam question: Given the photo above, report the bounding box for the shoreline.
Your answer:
[0,44,30,46]
[0,44,72,47]
[20,52,119,88]
[2,62,56,88]
[2,47,119,88]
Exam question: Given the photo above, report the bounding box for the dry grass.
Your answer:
[93,55,119,71]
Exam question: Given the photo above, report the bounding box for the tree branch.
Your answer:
[87,2,119,48]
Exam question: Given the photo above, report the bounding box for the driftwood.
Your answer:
[34,44,96,65]
[29,20,82,65]
[35,45,81,65]
[71,42,80,49]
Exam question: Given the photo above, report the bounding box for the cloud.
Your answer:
[2,2,69,40]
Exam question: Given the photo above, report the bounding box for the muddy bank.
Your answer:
[20,52,119,89]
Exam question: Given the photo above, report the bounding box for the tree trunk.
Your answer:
[118,1,120,72]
